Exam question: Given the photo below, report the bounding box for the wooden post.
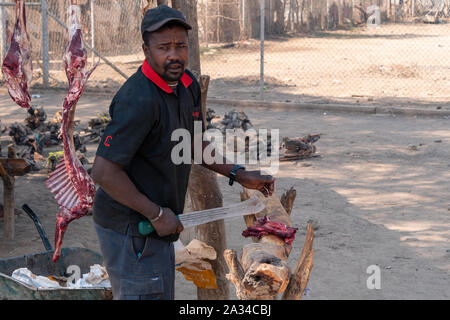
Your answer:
[0,0,6,68]
[0,161,14,240]
[280,187,296,216]
[282,223,314,300]
[90,0,95,63]
[0,146,31,240]
[41,0,50,87]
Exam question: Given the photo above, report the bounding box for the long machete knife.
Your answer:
[138,196,265,236]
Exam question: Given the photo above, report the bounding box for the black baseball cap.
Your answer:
[141,5,192,38]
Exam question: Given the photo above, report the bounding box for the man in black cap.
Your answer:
[91,5,275,300]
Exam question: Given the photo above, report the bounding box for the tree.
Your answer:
[172,0,230,300]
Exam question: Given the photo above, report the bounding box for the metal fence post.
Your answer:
[260,0,265,100]
[41,0,49,87]
[205,0,208,47]
[242,0,245,38]
[269,0,272,34]
[0,0,6,67]
[90,0,95,63]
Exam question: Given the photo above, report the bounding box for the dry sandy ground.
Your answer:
[0,89,449,299]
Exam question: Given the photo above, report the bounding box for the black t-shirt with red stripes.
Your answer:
[93,61,204,241]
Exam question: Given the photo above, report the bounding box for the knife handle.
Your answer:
[138,215,180,236]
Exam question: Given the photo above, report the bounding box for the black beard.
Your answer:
[163,61,185,82]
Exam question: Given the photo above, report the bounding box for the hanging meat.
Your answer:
[1,0,32,109]
[46,2,99,262]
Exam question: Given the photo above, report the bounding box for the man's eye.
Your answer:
[159,46,168,51]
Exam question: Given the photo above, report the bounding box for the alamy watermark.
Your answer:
[367,6,381,29]
[366,265,381,290]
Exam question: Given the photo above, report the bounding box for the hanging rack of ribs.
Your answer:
[1,0,32,109]
[45,1,99,262]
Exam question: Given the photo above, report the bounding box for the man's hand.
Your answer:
[236,170,275,197]
[152,207,184,237]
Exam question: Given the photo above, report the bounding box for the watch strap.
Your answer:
[229,165,245,186]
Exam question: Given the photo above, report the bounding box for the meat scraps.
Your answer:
[46,4,98,262]
[1,0,32,109]
[242,216,298,245]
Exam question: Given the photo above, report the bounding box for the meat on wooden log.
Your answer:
[242,216,298,245]
[225,188,294,299]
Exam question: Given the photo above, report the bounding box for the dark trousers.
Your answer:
[94,222,175,300]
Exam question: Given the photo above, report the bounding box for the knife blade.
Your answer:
[138,196,265,236]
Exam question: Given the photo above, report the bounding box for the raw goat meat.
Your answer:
[242,216,298,245]
[1,0,32,109]
[46,4,98,262]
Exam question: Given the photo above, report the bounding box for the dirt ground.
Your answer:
[0,88,449,299]
[33,23,450,110]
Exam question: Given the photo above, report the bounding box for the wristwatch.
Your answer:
[229,165,246,186]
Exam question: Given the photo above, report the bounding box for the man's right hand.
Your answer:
[152,207,184,237]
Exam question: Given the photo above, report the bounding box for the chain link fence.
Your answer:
[0,0,449,105]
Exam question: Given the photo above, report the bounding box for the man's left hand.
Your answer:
[236,170,275,197]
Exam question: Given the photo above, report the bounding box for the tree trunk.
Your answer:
[248,0,261,38]
[272,0,285,35]
[172,0,201,76]
[172,0,229,300]
[189,165,229,300]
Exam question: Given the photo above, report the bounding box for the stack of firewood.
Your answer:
[1,108,109,172]
[279,134,321,161]
[206,109,253,133]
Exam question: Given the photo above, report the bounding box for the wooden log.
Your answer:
[282,223,315,300]
[280,187,296,216]
[240,191,256,229]
[223,249,250,300]
[232,188,293,299]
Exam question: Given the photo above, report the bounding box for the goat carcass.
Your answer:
[1,0,32,109]
[46,4,98,262]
